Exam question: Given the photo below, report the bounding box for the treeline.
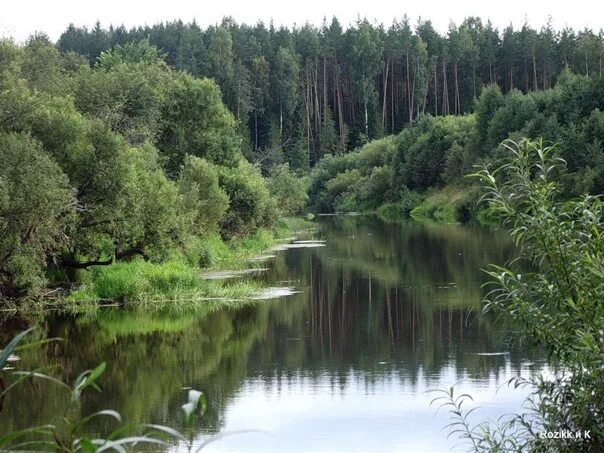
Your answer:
[309,70,604,218]
[0,38,306,298]
[56,17,604,169]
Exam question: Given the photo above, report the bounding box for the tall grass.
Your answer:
[66,259,262,306]
[64,221,311,308]
[409,185,479,223]
[181,229,275,270]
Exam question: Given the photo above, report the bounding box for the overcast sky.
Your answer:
[1,0,603,42]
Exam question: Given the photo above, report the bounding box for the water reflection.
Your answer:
[1,216,543,452]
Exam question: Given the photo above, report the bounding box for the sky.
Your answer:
[1,0,603,42]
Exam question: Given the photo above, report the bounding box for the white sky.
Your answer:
[1,0,603,42]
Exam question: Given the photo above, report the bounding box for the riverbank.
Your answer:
[373,185,495,225]
[2,218,313,314]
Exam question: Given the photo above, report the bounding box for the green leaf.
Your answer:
[78,438,98,453]
[0,328,34,370]
[13,337,63,353]
[74,410,122,431]
[95,436,167,452]
[144,424,188,443]
[9,371,71,393]
[73,362,106,399]
[0,425,55,448]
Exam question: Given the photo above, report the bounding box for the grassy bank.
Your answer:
[375,186,487,225]
[63,220,304,308]
[407,186,479,224]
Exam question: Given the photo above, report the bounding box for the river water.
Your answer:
[1,215,545,452]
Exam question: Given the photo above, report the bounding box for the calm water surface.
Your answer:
[1,216,544,452]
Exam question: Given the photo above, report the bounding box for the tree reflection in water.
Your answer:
[1,216,543,452]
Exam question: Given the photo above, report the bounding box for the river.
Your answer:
[0,215,545,452]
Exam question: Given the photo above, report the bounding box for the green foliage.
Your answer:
[325,169,362,211]
[267,164,309,216]
[409,186,479,223]
[312,70,604,222]
[309,136,397,212]
[218,161,278,237]
[67,226,278,305]
[159,73,241,172]
[0,133,75,296]
[466,139,604,451]
[430,386,529,452]
[19,34,85,96]
[474,83,504,152]
[0,39,23,88]
[78,260,201,301]
[392,114,477,191]
[55,18,604,158]
[183,228,275,270]
[97,40,166,69]
[377,190,423,220]
[113,145,188,261]
[178,155,230,236]
[74,55,168,145]
[0,38,288,300]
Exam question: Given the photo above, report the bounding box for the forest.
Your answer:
[309,71,604,220]
[56,17,604,167]
[1,17,604,299]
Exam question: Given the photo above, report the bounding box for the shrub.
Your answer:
[469,139,604,451]
[267,163,309,216]
[178,155,230,236]
[218,160,278,237]
[0,133,75,296]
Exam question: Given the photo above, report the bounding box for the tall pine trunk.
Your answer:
[406,51,412,124]
[382,58,390,134]
[391,61,395,132]
[434,62,438,116]
[442,58,449,116]
[323,57,328,124]
[454,60,460,115]
[532,48,538,91]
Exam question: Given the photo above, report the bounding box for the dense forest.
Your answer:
[56,18,604,168]
[309,71,604,219]
[2,17,604,298]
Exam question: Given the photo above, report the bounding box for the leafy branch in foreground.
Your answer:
[145,388,266,452]
[435,138,604,452]
[429,384,538,452]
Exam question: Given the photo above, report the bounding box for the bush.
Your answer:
[112,144,189,261]
[470,139,604,451]
[392,114,477,191]
[158,73,241,172]
[308,136,396,211]
[324,169,362,211]
[267,163,309,216]
[377,190,423,220]
[0,133,75,296]
[218,160,278,237]
[178,155,230,236]
[355,166,392,209]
